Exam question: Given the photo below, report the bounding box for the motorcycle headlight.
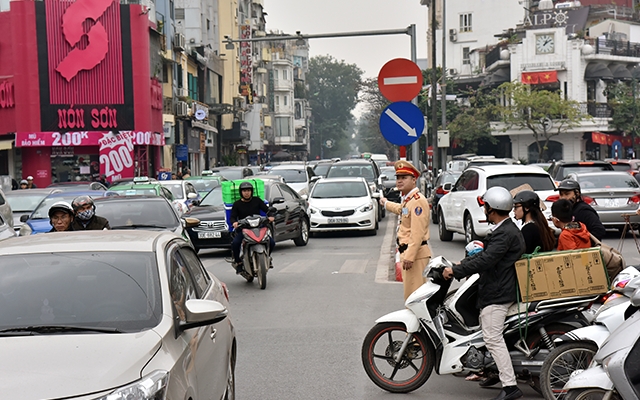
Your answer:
[248,218,260,228]
[19,223,32,236]
[360,202,374,213]
[97,370,169,400]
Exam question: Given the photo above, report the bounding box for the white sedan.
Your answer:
[158,180,201,215]
[308,177,379,235]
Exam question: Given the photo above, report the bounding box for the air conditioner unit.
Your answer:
[449,68,458,75]
[173,33,186,51]
[177,87,188,98]
[233,96,246,109]
[175,101,189,117]
[449,28,457,42]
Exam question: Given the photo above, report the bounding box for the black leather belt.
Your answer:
[397,240,428,254]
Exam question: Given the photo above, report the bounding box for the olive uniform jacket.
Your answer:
[385,188,431,262]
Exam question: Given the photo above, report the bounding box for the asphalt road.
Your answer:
[199,216,640,400]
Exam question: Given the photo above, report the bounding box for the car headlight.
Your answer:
[360,202,374,213]
[97,370,169,400]
[19,223,32,236]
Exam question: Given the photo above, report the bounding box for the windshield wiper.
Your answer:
[0,325,122,335]
[111,224,168,229]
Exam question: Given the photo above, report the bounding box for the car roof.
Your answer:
[0,231,180,255]
[270,164,307,170]
[158,180,187,184]
[110,183,162,189]
[332,160,374,165]
[467,165,552,175]
[93,195,168,202]
[5,188,62,196]
[554,160,611,165]
[47,190,107,198]
[569,171,635,177]
[316,177,367,183]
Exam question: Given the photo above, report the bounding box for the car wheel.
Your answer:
[438,210,453,242]
[293,219,309,246]
[431,206,438,225]
[464,214,479,244]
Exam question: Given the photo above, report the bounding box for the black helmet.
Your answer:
[239,181,253,195]
[513,190,540,209]
[71,195,95,212]
[556,179,581,191]
[48,201,74,218]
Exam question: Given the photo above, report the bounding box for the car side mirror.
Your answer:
[183,217,200,228]
[310,176,321,183]
[443,183,453,192]
[179,299,228,331]
[371,192,381,199]
[380,175,388,181]
[187,192,198,199]
[272,197,285,205]
[300,194,308,200]
[20,214,29,223]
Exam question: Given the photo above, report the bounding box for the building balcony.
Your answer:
[275,136,306,146]
[273,104,293,115]
[221,121,249,142]
[579,102,613,119]
[485,45,508,71]
[584,38,640,62]
[273,78,293,91]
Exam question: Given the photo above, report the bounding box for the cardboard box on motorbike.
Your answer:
[515,248,609,302]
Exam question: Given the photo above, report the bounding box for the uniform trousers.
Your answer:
[480,303,517,387]
[401,256,429,300]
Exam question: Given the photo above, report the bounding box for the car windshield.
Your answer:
[111,188,158,197]
[200,186,225,208]
[443,173,461,184]
[326,165,375,181]
[159,183,184,199]
[311,181,368,198]
[0,252,162,333]
[487,174,556,191]
[559,165,612,177]
[313,164,332,177]
[6,193,48,213]
[31,195,94,219]
[96,200,180,229]
[380,169,396,180]
[577,175,640,189]
[189,179,220,193]
[610,164,632,172]
[215,169,244,180]
[268,169,306,183]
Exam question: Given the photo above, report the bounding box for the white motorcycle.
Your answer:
[540,267,640,400]
[361,256,600,394]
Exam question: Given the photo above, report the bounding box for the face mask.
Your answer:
[77,209,95,221]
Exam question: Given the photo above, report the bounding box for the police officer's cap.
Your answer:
[394,160,420,178]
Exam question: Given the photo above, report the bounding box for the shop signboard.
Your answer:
[15,131,165,147]
[98,131,135,182]
[176,144,188,161]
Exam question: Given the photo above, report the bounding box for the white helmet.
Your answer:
[482,186,513,211]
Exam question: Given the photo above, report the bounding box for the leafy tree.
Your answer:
[307,55,363,158]
[447,88,496,154]
[607,80,640,138]
[355,78,395,157]
[495,82,583,162]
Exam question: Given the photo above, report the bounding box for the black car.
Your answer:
[547,160,614,182]
[430,170,462,224]
[184,179,310,252]
[379,167,400,202]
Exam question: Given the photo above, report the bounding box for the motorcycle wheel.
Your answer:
[525,323,576,395]
[256,253,268,290]
[540,342,598,400]
[361,322,434,393]
[565,388,619,400]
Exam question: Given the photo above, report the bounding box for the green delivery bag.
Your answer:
[221,179,266,204]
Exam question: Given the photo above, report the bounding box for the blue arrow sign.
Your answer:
[379,102,425,146]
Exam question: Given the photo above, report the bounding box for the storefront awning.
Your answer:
[585,63,613,81]
[0,140,13,151]
[609,64,632,81]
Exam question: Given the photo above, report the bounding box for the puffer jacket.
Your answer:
[452,218,525,309]
[71,215,110,231]
[557,221,591,251]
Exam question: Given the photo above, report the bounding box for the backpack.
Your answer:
[590,234,624,282]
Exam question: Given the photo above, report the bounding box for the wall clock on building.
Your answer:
[536,34,555,54]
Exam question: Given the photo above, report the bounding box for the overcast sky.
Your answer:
[264,0,428,79]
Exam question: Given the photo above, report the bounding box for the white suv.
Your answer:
[437,165,556,244]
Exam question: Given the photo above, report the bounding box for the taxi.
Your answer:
[107,177,180,212]
[185,170,228,197]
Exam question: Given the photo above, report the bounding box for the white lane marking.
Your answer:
[376,218,401,284]
[383,76,418,85]
[384,108,417,137]
[338,259,367,274]
[279,259,318,273]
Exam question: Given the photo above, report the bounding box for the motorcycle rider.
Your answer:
[70,195,111,230]
[48,201,75,232]
[230,182,275,274]
[513,190,556,253]
[556,178,606,240]
[443,186,526,400]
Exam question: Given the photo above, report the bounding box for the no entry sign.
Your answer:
[378,58,423,102]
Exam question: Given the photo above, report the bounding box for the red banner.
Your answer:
[16,131,165,147]
[99,131,135,182]
[521,70,558,85]
[521,72,539,84]
[591,132,633,147]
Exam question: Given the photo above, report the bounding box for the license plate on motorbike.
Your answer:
[198,231,221,239]
[327,218,348,224]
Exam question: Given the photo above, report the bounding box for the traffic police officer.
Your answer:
[380,160,431,300]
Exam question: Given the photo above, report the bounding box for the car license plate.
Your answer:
[600,198,627,208]
[198,231,221,239]
[327,218,348,224]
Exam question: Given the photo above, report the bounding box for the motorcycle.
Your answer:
[561,286,640,400]
[540,267,640,400]
[228,215,272,290]
[361,256,600,394]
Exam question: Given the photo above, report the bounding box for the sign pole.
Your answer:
[409,24,420,167]
[399,146,406,160]
[430,0,439,174]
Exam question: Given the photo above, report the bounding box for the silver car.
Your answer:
[0,231,235,400]
[0,187,14,231]
[566,171,640,231]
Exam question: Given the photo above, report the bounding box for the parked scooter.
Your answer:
[227,215,272,289]
[561,286,640,400]
[540,267,640,400]
[361,256,600,394]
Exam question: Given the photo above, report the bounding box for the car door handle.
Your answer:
[210,327,217,340]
